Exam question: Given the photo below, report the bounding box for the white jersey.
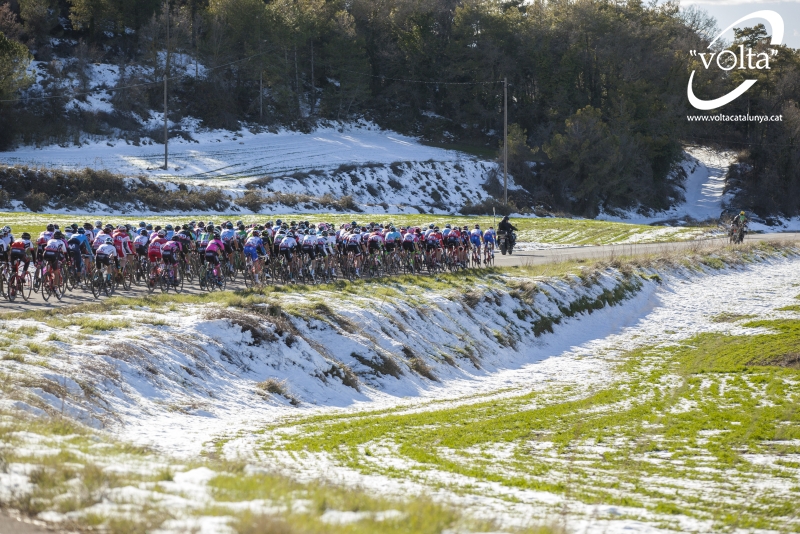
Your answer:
[346,233,362,245]
[220,228,235,242]
[45,238,67,253]
[133,235,149,247]
[96,243,118,257]
[279,236,297,249]
[302,234,317,247]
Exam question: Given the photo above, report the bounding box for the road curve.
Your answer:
[3,232,799,314]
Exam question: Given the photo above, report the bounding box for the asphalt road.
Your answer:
[3,233,799,314]
[0,512,50,534]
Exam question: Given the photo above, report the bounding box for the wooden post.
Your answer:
[503,77,507,206]
[163,0,169,170]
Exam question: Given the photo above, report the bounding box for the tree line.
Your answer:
[0,0,799,217]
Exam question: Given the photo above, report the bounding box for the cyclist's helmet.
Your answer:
[94,220,102,227]
[139,229,148,236]
[252,230,260,237]
[53,231,64,239]
[21,232,31,240]
[351,220,357,227]
[429,223,434,229]
[434,226,440,231]
[740,211,745,215]
[83,222,93,230]
[77,228,85,235]
[157,230,166,237]
[165,224,173,230]
[117,225,126,231]
[197,222,205,229]
[276,219,282,226]
[146,224,153,231]
[475,224,480,229]
[213,232,221,239]
[45,224,54,232]
[138,221,146,228]
[445,224,451,229]
[54,224,60,230]
[104,236,113,245]
[207,221,214,227]
[70,223,78,231]
[238,223,245,231]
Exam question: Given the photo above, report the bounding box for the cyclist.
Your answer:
[0,226,10,267]
[470,224,483,262]
[243,230,267,283]
[205,232,227,285]
[9,232,33,275]
[112,225,134,274]
[95,236,119,278]
[483,226,496,262]
[67,229,92,279]
[133,229,150,258]
[43,230,67,284]
[345,228,364,277]
[161,238,181,282]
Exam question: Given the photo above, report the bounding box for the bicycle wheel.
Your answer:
[55,271,66,300]
[173,266,184,293]
[147,266,158,294]
[243,263,254,288]
[19,272,31,301]
[90,271,102,299]
[105,272,115,297]
[217,269,227,290]
[32,265,42,293]
[41,272,53,301]
[6,272,17,302]
[120,262,133,290]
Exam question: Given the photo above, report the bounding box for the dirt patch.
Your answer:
[754,353,800,369]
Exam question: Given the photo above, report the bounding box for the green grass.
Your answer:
[0,210,712,247]
[251,316,800,531]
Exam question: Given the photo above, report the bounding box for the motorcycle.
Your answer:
[729,222,746,244]
[497,230,517,255]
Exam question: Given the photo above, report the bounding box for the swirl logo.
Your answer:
[687,10,783,110]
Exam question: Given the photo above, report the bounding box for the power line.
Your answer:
[337,67,503,85]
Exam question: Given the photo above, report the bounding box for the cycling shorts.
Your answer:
[243,245,258,261]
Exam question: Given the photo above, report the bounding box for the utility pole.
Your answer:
[163,0,170,170]
[503,77,508,206]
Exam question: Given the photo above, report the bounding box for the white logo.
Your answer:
[687,10,783,110]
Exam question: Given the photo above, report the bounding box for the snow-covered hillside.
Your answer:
[598,146,737,225]
[0,122,515,213]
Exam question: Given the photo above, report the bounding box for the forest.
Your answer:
[0,0,799,216]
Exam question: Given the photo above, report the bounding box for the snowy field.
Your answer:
[0,121,475,184]
[1,246,799,532]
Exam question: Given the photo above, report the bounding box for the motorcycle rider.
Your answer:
[498,215,518,248]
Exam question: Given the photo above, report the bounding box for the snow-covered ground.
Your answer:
[0,121,478,183]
